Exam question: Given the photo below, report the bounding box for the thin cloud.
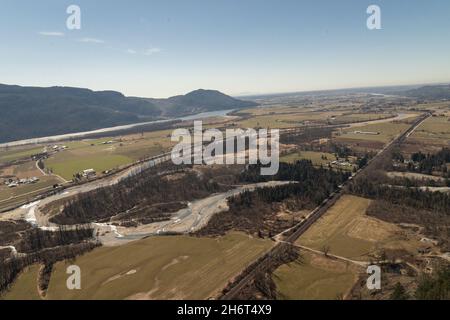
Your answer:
[143,47,162,55]
[38,31,64,37]
[127,49,137,54]
[78,37,105,44]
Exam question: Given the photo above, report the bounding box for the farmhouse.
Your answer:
[82,169,96,178]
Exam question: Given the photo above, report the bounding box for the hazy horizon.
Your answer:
[1,80,448,100]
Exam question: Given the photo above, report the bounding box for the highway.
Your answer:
[219,112,431,300]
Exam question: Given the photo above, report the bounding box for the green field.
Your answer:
[237,112,344,129]
[0,176,61,202]
[44,130,174,180]
[45,152,132,181]
[273,252,358,300]
[0,146,44,164]
[2,232,273,300]
[281,151,337,166]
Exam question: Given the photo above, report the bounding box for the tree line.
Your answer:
[348,175,450,214]
[52,167,227,225]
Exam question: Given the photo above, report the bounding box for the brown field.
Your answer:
[335,122,411,144]
[410,116,450,147]
[0,265,42,300]
[273,251,361,300]
[2,232,273,300]
[296,195,424,261]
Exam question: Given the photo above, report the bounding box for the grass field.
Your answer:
[1,265,42,300]
[336,122,410,144]
[0,176,61,203]
[280,151,337,166]
[2,232,273,300]
[280,151,357,171]
[410,116,450,146]
[332,113,395,124]
[236,107,395,129]
[45,152,131,180]
[0,146,44,164]
[296,195,419,260]
[236,111,342,129]
[0,161,42,179]
[273,251,359,300]
[44,130,174,180]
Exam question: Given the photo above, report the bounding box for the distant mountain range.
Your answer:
[0,84,258,143]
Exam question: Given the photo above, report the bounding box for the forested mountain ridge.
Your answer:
[0,84,258,143]
[398,84,450,100]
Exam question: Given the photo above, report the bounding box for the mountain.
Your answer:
[398,84,450,100]
[0,84,258,143]
[149,89,258,117]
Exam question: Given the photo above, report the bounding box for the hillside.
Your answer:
[399,84,450,100]
[150,89,258,117]
[0,84,257,143]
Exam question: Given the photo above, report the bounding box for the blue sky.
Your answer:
[1,0,449,97]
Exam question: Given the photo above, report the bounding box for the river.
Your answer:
[0,109,234,148]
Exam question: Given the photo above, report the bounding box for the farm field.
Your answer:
[0,176,61,203]
[331,113,395,124]
[44,130,174,180]
[410,116,450,146]
[0,265,42,300]
[296,195,423,261]
[0,161,43,180]
[273,251,360,300]
[280,151,337,166]
[336,122,411,144]
[280,151,357,172]
[0,146,44,164]
[236,111,342,129]
[238,106,394,129]
[2,232,273,300]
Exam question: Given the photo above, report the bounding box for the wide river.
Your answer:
[0,109,234,148]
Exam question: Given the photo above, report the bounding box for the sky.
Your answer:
[1,0,450,98]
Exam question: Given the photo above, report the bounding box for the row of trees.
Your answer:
[240,159,350,185]
[349,176,450,214]
[17,225,94,253]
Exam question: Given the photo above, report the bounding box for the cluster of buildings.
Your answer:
[331,160,353,167]
[101,140,115,145]
[4,177,40,188]
[51,145,68,152]
[82,169,96,178]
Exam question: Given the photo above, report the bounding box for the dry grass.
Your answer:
[2,232,273,300]
[410,116,450,146]
[336,122,410,144]
[1,265,42,300]
[273,251,360,300]
[296,195,421,260]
